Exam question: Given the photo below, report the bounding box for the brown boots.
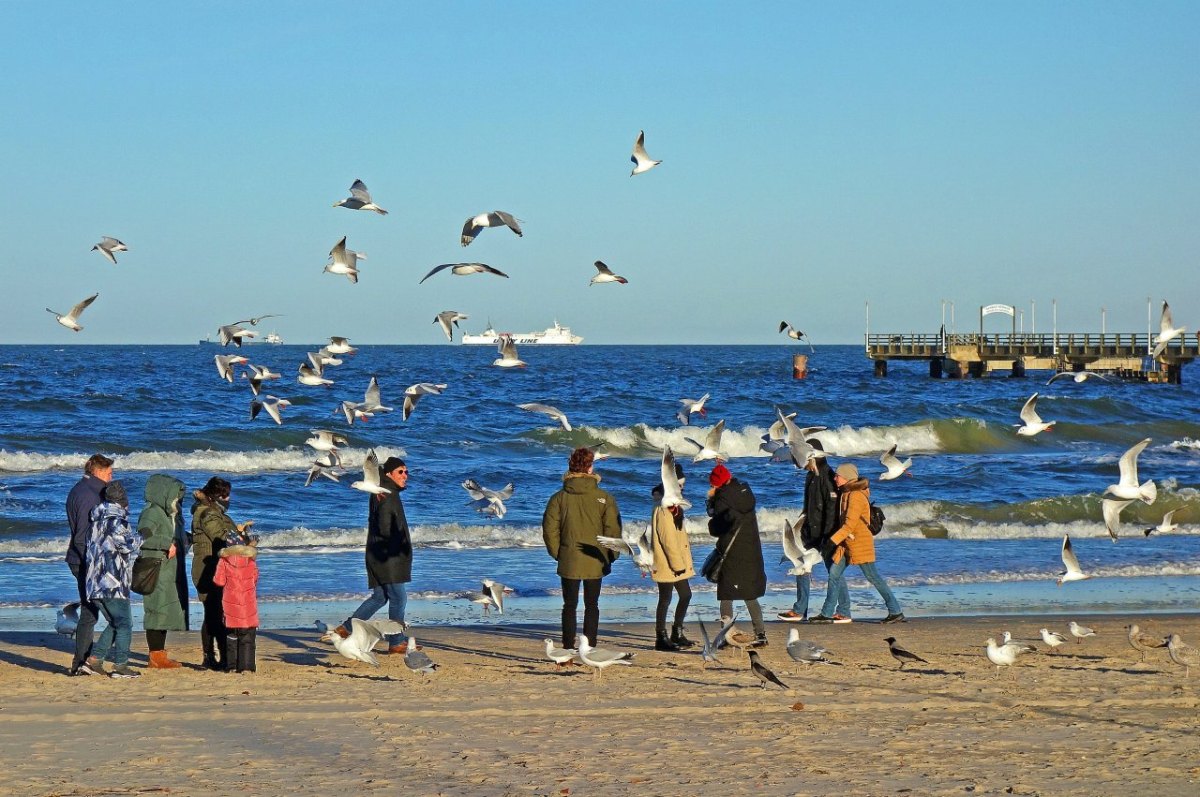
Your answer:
[148,650,181,669]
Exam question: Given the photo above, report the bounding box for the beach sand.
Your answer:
[1,615,1198,797]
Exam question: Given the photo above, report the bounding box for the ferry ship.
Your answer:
[198,331,284,345]
[461,320,582,345]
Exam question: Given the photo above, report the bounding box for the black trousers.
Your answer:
[68,563,98,669]
[200,591,227,665]
[224,628,256,672]
[560,577,602,649]
[655,580,692,632]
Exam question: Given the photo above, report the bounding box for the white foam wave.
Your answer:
[1169,438,1200,451]
[0,446,406,475]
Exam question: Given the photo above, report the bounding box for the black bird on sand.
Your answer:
[885,637,928,670]
[748,650,788,689]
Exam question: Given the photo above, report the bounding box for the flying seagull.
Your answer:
[879,444,913,480]
[91,237,128,264]
[1145,509,1180,537]
[461,211,522,246]
[305,430,347,453]
[597,521,654,576]
[695,612,735,670]
[1057,534,1089,585]
[657,446,690,510]
[779,322,815,352]
[780,516,821,577]
[243,363,282,396]
[1102,497,1135,543]
[47,293,99,332]
[419,262,509,284]
[684,419,726,463]
[319,617,407,667]
[1046,371,1113,385]
[402,382,447,421]
[676,393,709,426]
[333,179,388,214]
[462,479,514,520]
[214,354,249,382]
[748,650,788,689]
[250,395,291,425]
[1103,438,1157,505]
[325,336,357,356]
[1016,393,1055,436]
[1151,300,1187,358]
[630,130,662,176]
[323,236,365,284]
[493,334,525,368]
[434,311,468,342]
[517,402,571,431]
[589,260,628,286]
[884,637,928,670]
[475,579,512,615]
[350,449,390,495]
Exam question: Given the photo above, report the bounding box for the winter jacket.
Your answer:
[801,459,839,556]
[65,474,106,568]
[213,545,259,629]
[365,476,411,588]
[542,473,621,580]
[86,502,144,600]
[190,491,236,600]
[137,474,188,631]
[650,504,694,583]
[706,478,767,601]
[830,478,875,565]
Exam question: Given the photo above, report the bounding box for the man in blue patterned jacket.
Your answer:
[86,481,144,679]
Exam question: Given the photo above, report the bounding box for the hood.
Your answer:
[720,478,756,513]
[841,478,870,494]
[562,472,601,493]
[89,501,128,523]
[219,544,258,560]
[144,474,185,514]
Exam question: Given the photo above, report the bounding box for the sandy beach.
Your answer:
[1,615,1198,797]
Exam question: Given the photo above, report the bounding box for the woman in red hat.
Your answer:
[705,463,768,646]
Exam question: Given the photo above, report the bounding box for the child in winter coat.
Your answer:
[86,481,144,678]
[212,530,259,673]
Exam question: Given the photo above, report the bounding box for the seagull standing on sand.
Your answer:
[589,260,628,286]
[1016,393,1055,436]
[985,637,1036,672]
[434,311,469,342]
[323,236,365,284]
[1151,301,1187,358]
[684,419,727,463]
[419,262,509,284]
[333,179,388,214]
[1126,624,1168,663]
[1040,628,1068,651]
[748,650,788,689]
[879,444,913,480]
[544,639,576,667]
[1145,509,1180,536]
[885,637,928,670]
[517,402,571,431]
[677,394,709,426]
[350,449,390,495]
[47,293,99,332]
[493,335,526,368]
[1068,621,1096,644]
[1103,438,1157,505]
[320,617,406,666]
[576,634,634,680]
[249,395,290,425]
[91,237,128,264]
[630,130,662,175]
[786,629,832,664]
[1166,634,1199,677]
[461,211,522,246]
[403,634,438,674]
[403,383,447,421]
[1057,534,1089,585]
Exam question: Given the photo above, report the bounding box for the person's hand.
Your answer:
[167,543,177,559]
[237,521,254,533]
[674,569,685,577]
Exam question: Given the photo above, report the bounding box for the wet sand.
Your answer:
[1,615,1198,797]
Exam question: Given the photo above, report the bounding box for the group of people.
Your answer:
[62,439,904,677]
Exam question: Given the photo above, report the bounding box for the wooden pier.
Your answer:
[865,332,1198,383]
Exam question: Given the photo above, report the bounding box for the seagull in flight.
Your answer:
[462,479,514,520]
[1016,393,1054,436]
[677,393,709,426]
[1151,300,1187,358]
[298,362,334,387]
[434,311,468,342]
[1102,497,1135,543]
[473,579,513,614]
[779,322,815,352]
[243,364,282,396]
[1103,438,1156,505]
[696,612,736,670]
[325,336,357,356]
[780,515,821,576]
[493,335,525,368]
[319,617,406,666]
[91,237,128,264]
[1057,534,1089,585]
[590,260,628,285]
[305,430,347,453]
[684,419,726,463]
[250,395,291,425]
[403,382,447,421]
[214,354,248,382]
[304,451,345,487]
[657,446,690,510]
[1046,371,1113,385]
[630,130,662,176]
[47,293,99,332]
[461,211,522,246]
[879,444,913,480]
[517,402,571,431]
[596,521,654,576]
[323,236,365,284]
[350,449,390,495]
[419,262,509,284]
[1145,509,1180,537]
[333,179,388,214]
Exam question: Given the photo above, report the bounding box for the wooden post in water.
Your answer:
[792,354,808,379]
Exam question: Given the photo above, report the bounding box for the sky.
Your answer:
[2,2,1198,344]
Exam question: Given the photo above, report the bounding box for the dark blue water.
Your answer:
[2,344,1198,627]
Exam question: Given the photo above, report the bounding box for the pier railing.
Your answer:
[865,332,1190,358]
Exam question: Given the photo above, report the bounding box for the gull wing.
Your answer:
[1160,301,1175,336]
[632,130,649,160]
[880,444,901,470]
[1019,393,1043,426]
[329,236,354,268]
[364,377,383,407]
[479,263,510,278]
[1102,497,1133,542]
[704,419,726,458]
[362,449,382,489]
[659,446,691,509]
[594,260,616,277]
[596,535,634,556]
[1060,534,1085,578]
[780,517,805,569]
[488,211,522,236]
[70,293,99,319]
[461,215,484,247]
[349,180,373,203]
[419,263,456,284]
[498,335,520,360]
[710,614,738,651]
[402,393,419,421]
[1116,438,1151,488]
[1046,372,1074,385]
[261,398,283,425]
[461,479,487,501]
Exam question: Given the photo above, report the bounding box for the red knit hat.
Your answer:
[709,463,732,488]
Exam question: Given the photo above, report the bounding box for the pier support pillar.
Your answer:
[792,354,808,379]
[967,361,985,379]
[1010,359,1026,378]
[928,358,943,379]
[1167,363,1183,385]
[874,359,888,378]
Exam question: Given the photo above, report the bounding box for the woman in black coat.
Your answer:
[706,464,768,645]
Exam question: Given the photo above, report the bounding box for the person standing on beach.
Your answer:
[706,463,769,645]
[64,453,113,676]
[137,474,189,668]
[650,462,694,651]
[780,440,849,623]
[212,535,259,673]
[85,481,143,678]
[816,463,905,624]
[542,447,621,649]
[191,477,255,671]
[334,456,415,654]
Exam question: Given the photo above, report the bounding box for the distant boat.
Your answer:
[197,331,283,346]
[461,320,582,345]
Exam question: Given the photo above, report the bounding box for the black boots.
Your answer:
[655,630,680,651]
[671,624,695,649]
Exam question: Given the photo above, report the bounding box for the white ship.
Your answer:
[461,320,582,345]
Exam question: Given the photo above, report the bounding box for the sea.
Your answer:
[2,343,1198,632]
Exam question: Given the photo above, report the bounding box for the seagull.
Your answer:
[884,637,928,670]
[307,350,338,372]
[630,130,662,176]
[475,579,512,614]
[1145,509,1180,537]
[684,419,726,463]
[56,603,80,636]
[419,262,509,284]
[1166,634,1199,677]
[1102,497,1135,543]
[695,613,734,670]
[320,617,406,666]
[597,521,654,576]
[461,211,522,246]
[1103,438,1157,505]
[1151,301,1187,358]
[493,335,526,368]
[1126,623,1168,663]
[361,377,394,415]
[1046,371,1113,385]
[305,430,347,453]
[335,400,373,426]
[576,634,634,680]
[298,362,334,387]
[350,449,390,495]
[324,336,357,356]
[250,395,291,425]
[242,364,281,396]
[774,408,827,468]
[676,394,709,426]
[786,629,832,664]
[985,637,1037,671]
[403,633,437,674]
[462,479,513,519]
[91,236,128,265]
[434,311,469,342]
[766,413,825,445]
[333,179,388,214]
[217,322,256,347]
[47,293,99,332]
[879,444,913,480]
[323,236,364,284]
[589,260,628,286]
[214,354,249,382]
[1057,534,1089,585]
[748,650,788,689]
[1040,628,1068,651]
[544,639,577,667]
[1016,393,1055,436]
[1068,621,1096,644]
[403,383,447,421]
[779,322,815,352]
[517,402,571,431]
[657,446,691,510]
[780,515,821,576]
[304,452,345,487]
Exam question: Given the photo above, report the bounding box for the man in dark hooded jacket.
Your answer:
[778,440,848,621]
[65,453,113,675]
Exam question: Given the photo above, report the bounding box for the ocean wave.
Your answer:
[0,446,406,475]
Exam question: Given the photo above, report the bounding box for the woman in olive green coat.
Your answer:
[191,476,245,670]
[137,473,187,668]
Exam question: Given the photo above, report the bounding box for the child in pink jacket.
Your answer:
[212,543,259,672]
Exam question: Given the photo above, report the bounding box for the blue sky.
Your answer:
[3,2,1197,344]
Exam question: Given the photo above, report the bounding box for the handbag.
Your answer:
[701,526,741,583]
[130,554,161,596]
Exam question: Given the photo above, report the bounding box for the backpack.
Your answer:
[868,503,885,536]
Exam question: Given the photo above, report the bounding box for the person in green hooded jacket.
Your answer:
[542,447,621,649]
[191,476,256,671]
[137,473,188,669]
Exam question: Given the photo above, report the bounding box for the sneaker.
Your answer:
[386,641,421,655]
[881,613,907,624]
[808,615,834,624]
[777,610,808,623]
[109,664,141,679]
[752,634,769,648]
[832,615,853,624]
[73,659,104,676]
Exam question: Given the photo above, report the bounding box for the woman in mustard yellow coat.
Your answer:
[650,462,695,651]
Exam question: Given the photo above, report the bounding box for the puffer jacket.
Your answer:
[365,476,412,588]
[86,502,143,600]
[190,490,237,600]
[213,545,259,629]
[830,478,875,564]
[542,472,621,580]
[706,478,766,601]
[137,474,188,631]
[650,504,694,583]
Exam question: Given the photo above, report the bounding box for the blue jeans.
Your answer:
[345,583,408,646]
[795,557,850,616]
[91,598,133,667]
[820,559,902,617]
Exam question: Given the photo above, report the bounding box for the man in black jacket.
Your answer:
[778,440,848,622]
[65,453,114,675]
